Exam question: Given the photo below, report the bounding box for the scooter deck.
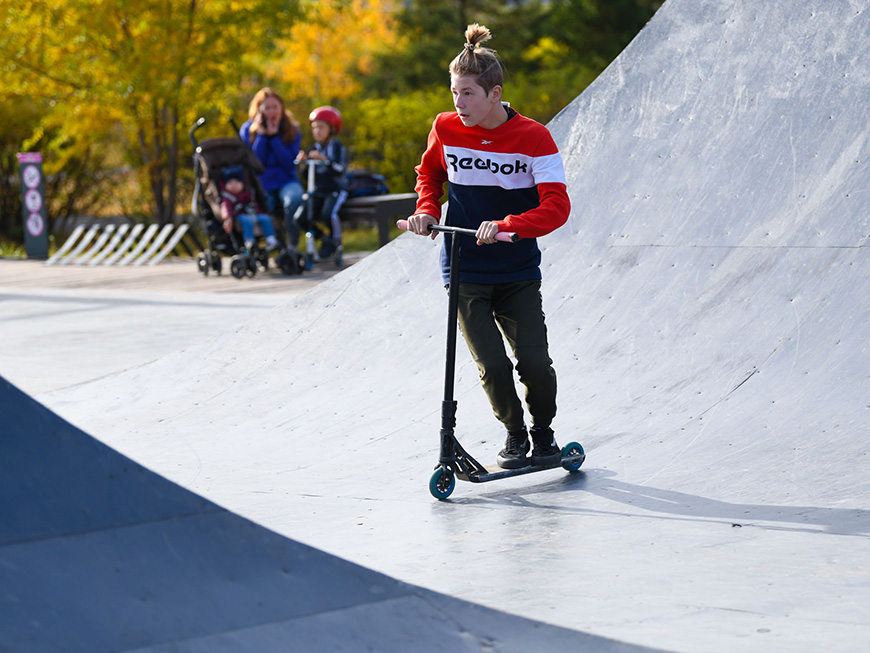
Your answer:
[457,452,586,483]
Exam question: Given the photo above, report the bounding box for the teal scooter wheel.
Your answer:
[429,467,455,500]
[561,442,586,472]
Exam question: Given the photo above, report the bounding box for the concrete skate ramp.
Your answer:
[0,377,658,652]
[35,0,870,651]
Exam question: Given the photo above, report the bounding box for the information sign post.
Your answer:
[17,152,49,259]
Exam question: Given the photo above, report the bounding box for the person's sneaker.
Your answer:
[496,427,531,469]
[530,426,561,467]
[318,238,336,258]
[265,235,280,251]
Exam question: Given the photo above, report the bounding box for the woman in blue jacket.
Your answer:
[240,88,304,249]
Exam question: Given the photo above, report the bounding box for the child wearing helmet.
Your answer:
[296,106,348,259]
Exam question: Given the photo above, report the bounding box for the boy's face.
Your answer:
[450,74,502,129]
[225,178,244,193]
[311,120,331,143]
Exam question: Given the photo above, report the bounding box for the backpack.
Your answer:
[345,171,389,197]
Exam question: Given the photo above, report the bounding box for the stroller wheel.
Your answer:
[245,256,257,277]
[257,249,269,271]
[212,253,222,275]
[230,256,246,279]
[197,252,209,276]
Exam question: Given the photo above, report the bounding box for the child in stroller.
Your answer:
[219,164,280,254]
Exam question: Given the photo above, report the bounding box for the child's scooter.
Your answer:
[296,158,343,269]
[397,220,586,500]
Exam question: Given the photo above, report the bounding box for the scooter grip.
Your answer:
[396,219,518,242]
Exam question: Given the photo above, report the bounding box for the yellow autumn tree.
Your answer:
[268,0,405,107]
[1,1,301,225]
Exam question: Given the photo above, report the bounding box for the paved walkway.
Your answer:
[0,255,366,394]
[0,253,365,295]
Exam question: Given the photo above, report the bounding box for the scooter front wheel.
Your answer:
[429,467,455,500]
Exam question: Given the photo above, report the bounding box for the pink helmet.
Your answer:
[309,106,342,134]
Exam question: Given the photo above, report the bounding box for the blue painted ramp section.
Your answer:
[0,376,660,652]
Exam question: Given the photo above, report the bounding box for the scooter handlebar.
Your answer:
[396,219,519,243]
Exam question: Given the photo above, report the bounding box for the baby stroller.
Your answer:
[189,118,303,277]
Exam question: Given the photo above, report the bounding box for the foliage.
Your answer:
[341,223,402,253]
[1,0,301,228]
[0,97,37,242]
[267,0,405,107]
[0,238,27,259]
[361,0,513,96]
[347,88,452,194]
[364,0,661,125]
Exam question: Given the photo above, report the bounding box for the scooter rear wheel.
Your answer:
[429,467,455,500]
[561,442,586,472]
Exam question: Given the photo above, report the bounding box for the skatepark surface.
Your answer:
[3,0,870,651]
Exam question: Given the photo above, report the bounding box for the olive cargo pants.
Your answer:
[456,280,557,433]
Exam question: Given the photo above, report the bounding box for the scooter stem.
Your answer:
[440,229,462,459]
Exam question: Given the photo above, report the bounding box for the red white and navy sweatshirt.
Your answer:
[414,107,570,284]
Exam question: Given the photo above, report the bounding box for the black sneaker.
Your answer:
[530,426,561,467]
[496,428,531,469]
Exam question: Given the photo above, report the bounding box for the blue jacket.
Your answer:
[240,119,302,192]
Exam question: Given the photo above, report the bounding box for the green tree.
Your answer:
[1,1,301,227]
[348,88,453,194]
[362,0,661,125]
[0,98,41,243]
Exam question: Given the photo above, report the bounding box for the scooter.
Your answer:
[397,220,586,500]
[296,158,343,270]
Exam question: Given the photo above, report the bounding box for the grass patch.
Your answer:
[340,223,403,252]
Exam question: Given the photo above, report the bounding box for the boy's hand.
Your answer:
[407,214,439,239]
[475,221,499,245]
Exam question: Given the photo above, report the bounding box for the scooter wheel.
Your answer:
[561,441,586,472]
[429,467,455,500]
[277,251,300,275]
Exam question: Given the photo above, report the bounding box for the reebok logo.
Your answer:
[446,153,529,176]
[481,139,493,145]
